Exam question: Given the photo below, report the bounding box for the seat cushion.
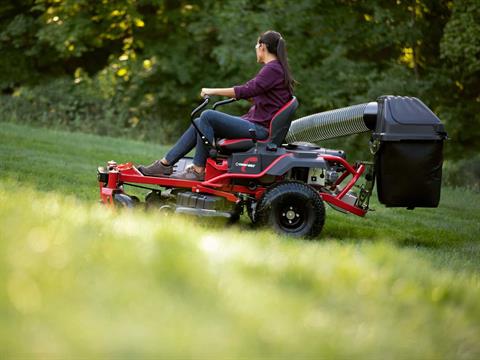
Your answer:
[217,138,254,153]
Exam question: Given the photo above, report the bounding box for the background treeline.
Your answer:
[0,0,479,159]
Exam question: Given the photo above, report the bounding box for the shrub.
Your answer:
[0,77,186,144]
[443,154,480,192]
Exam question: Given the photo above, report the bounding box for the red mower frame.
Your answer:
[99,152,370,217]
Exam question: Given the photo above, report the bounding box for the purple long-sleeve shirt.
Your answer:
[233,60,292,129]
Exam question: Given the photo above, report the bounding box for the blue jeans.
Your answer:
[164,110,269,167]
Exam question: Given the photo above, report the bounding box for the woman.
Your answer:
[138,30,295,180]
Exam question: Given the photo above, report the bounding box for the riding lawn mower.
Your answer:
[97,95,447,238]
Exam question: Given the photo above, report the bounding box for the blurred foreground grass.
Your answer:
[1,122,480,357]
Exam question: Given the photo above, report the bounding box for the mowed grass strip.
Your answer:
[1,122,478,258]
[0,122,169,200]
[1,122,480,357]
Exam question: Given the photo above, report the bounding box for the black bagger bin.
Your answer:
[373,96,448,208]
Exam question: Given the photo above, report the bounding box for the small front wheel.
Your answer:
[113,193,136,208]
[256,181,325,239]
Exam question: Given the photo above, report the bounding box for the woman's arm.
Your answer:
[201,88,235,98]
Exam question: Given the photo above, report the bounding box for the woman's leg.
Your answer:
[143,109,268,179]
[163,123,198,165]
[138,121,198,176]
[192,110,269,167]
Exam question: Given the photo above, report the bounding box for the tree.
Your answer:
[0,0,478,158]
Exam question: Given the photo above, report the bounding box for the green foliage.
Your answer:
[441,0,480,76]
[443,154,480,192]
[438,0,480,158]
[0,0,479,157]
[1,122,480,357]
[0,12,40,88]
[0,77,184,143]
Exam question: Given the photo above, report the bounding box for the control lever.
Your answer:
[249,128,258,153]
[190,96,211,147]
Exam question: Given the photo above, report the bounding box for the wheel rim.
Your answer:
[275,197,308,231]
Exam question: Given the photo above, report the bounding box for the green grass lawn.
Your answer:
[1,122,479,358]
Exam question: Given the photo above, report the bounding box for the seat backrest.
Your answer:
[269,96,299,145]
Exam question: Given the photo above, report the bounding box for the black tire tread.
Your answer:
[256,181,325,239]
[113,193,135,208]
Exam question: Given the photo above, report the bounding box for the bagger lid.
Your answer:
[373,95,447,141]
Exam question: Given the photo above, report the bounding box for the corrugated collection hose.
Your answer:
[285,103,371,144]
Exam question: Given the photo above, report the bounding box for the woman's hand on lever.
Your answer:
[200,88,235,98]
[200,88,212,97]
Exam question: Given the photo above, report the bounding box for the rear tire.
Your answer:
[256,181,325,239]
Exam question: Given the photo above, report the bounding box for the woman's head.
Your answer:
[256,30,295,93]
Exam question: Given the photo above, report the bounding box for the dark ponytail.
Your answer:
[259,30,296,93]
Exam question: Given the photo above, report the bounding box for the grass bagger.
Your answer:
[97,95,447,238]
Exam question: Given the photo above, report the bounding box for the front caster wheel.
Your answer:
[113,193,136,208]
[256,181,325,239]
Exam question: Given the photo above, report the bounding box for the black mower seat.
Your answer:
[217,96,299,153]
